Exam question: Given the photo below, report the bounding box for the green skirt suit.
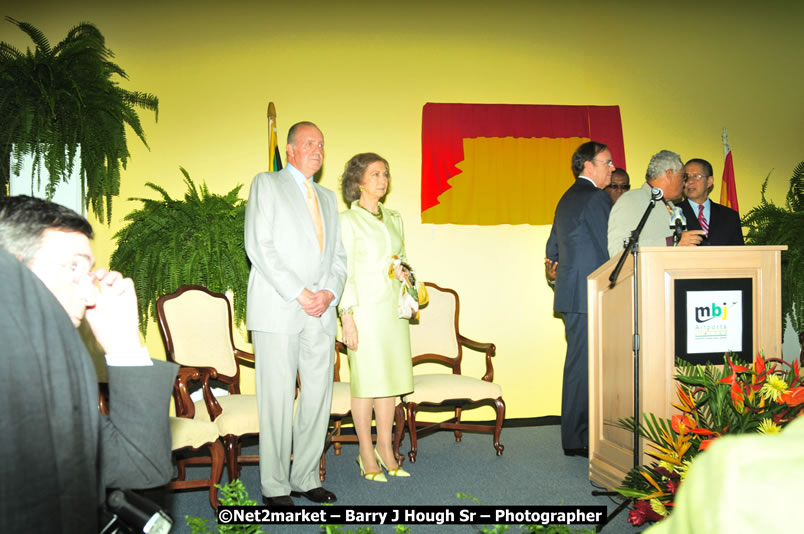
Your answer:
[338,201,414,398]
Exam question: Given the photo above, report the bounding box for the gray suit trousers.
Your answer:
[253,324,334,497]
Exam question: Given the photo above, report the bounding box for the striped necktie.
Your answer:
[304,179,324,252]
[697,204,709,236]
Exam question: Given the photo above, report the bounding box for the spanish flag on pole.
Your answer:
[720,128,739,213]
[267,102,283,172]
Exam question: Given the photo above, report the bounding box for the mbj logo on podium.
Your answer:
[694,302,728,323]
[686,291,743,354]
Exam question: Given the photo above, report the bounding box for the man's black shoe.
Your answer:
[262,495,294,506]
[290,487,337,503]
[563,447,589,458]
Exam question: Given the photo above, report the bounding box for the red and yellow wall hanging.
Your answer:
[421,103,626,225]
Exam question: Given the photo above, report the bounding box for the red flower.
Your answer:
[671,414,695,434]
[654,466,675,478]
[667,479,680,495]
[780,387,804,406]
[699,438,717,451]
[627,500,663,526]
[720,356,750,383]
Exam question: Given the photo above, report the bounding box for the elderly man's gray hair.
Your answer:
[645,150,683,181]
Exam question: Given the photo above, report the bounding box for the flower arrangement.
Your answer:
[616,353,804,527]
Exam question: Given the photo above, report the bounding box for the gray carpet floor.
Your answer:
[155,425,645,534]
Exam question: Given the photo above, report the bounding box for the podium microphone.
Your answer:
[664,199,686,245]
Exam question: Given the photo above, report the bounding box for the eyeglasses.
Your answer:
[606,184,630,191]
[593,159,614,167]
[32,256,95,286]
[684,173,709,182]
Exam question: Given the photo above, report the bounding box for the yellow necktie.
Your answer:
[304,179,324,252]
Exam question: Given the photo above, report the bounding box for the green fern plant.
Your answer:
[741,161,804,332]
[110,167,248,334]
[186,478,264,534]
[0,16,158,223]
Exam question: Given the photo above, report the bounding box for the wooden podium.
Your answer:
[587,245,786,490]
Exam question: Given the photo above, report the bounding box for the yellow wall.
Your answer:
[5,1,803,419]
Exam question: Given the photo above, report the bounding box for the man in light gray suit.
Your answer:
[245,121,347,506]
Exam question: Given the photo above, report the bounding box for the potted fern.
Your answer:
[110,168,249,334]
[0,17,158,222]
[741,161,804,361]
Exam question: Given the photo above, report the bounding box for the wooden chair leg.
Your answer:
[175,458,187,481]
[454,407,463,442]
[393,402,405,466]
[493,397,506,456]
[333,420,343,456]
[406,402,419,463]
[223,435,239,481]
[208,439,224,509]
[319,450,327,482]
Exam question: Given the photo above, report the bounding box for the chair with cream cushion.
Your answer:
[157,285,258,481]
[403,282,505,462]
[98,368,224,509]
[167,368,224,508]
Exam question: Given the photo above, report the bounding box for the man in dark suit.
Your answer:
[545,141,614,457]
[0,196,177,532]
[245,122,347,505]
[680,158,744,246]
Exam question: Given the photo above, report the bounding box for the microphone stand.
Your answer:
[593,192,661,532]
[674,219,683,246]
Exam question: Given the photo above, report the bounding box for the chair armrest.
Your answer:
[333,341,348,382]
[174,367,202,418]
[411,353,462,374]
[194,366,224,421]
[457,334,497,382]
[234,348,255,363]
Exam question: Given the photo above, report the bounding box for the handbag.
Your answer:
[390,256,428,319]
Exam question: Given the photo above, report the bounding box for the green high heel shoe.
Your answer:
[357,455,387,482]
[375,448,411,477]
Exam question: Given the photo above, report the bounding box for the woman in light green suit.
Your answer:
[338,153,413,482]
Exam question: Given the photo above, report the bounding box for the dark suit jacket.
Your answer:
[546,178,613,313]
[680,199,744,246]
[0,248,177,533]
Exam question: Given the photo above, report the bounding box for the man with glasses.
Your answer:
[680,158,744,246]
[545,141,613,457]
[0,195,177,532]
[607,150,706,257]
[605,168,631,204]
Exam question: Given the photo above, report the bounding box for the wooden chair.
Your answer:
[156,285,258,481]
[320,341,406,481]
[403,282,505,462]
[168,368,224,508]
[97,369,224,509]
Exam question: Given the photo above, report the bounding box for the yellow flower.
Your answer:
[658,460,676,473]
[677,459,694,480]
[650,499,669,517]
[757,418,781,434]
[760,375,789,402]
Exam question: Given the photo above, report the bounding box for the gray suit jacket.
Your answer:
[0,248,177,533]
[546,178,612,314]
[245,168,347,334]
[607,182,674,257]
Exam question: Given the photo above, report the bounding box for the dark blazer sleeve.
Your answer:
[680,201,701,231]
[681,200,744,246]
[546,220,558,262]
[709,202,745,245]
[101,360,179,489]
